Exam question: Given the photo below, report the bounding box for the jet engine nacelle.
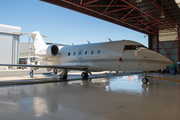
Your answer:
[35,44,59,58]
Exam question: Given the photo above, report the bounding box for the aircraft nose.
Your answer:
[160,54,173,67]
[166,58,173,66]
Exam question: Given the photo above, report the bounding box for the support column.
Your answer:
[148,34,152,50]
[178,27,180,62]
[155,32,159,53]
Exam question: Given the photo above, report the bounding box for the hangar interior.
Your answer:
[41,0,180,67]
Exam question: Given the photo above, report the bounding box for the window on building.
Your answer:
[98,50,101,54]
[68,52,70,56]
[85,51,87,55]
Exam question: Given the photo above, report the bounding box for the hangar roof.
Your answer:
[41,0,180,34]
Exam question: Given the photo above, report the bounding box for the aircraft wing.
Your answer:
[0,64,89,71]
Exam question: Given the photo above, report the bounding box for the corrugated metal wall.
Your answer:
[149,29,179,64]
[158,41,178,63]
[0,24,21,69]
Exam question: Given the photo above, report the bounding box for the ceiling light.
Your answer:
[136,0,142,3]
[160,12,165,18]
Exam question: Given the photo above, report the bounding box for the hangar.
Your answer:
[41,0,180,65]
[0,24,21,69]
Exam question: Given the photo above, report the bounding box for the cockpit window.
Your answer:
[124,45,148,50]
[137,45,148,50]
[124,45,137,50]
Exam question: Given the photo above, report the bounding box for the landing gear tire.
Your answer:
[81,72,88,78]
[142,78,149,84]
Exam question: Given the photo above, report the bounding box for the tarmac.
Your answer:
[0,69,180,120]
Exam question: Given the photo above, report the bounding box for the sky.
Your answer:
[0,0,148,46]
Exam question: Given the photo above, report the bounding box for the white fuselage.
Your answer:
[38,40,173,72]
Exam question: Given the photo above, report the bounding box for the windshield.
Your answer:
[136,45,148,50]
[124,45,148,50]
[124,45,137,50]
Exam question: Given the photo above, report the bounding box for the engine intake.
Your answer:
[47,44,59,56]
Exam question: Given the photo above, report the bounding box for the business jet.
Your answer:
[0,31,173,84]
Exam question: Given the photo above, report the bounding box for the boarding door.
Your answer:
[78,49,83,59]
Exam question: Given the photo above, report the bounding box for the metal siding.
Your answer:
[19,43,35,58]
[0,33,12,69]
[0,24,21,34]
[157,41,178,63]
[0,24,21,69]
[15,36,19,64]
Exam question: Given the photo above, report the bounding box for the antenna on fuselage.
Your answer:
[87,41,90,44]
[108,38,112,42]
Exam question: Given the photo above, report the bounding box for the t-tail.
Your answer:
[29,31,59,58]
[30,31,47,50]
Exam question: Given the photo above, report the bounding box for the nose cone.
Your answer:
[164,57,173,66]
[143,50,173,70]
[155,52,173,67]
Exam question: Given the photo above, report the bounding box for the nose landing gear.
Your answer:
[142,72,149,84]
[142,78,149,84]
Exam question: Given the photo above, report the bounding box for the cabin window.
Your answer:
[91,51,94,55]
[79,52,82,55]
[98,50,101,54]
[85,51,87,55]
[68,52,70,56]
[73,52,76,56]
[124,45,137,50]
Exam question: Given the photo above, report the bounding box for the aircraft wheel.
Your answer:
[81,72,88,78]
[142,78,149,84]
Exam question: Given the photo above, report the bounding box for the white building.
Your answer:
[0,24,21,69]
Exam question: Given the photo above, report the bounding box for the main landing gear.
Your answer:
[81,71,92,78]
[142,72,149,84]
[59,70,92,79]
[81,72,88,78]
[59,70,68,79]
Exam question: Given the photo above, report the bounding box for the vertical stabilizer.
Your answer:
[31,31,46,50]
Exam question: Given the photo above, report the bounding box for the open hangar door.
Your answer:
[41,0,180,65]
